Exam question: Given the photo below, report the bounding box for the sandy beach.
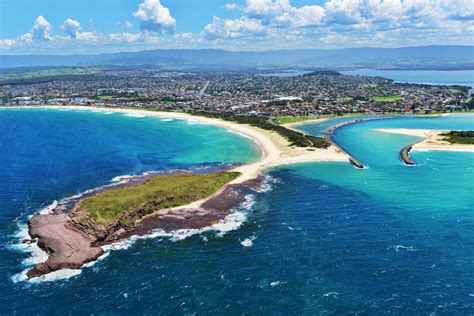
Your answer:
[15,104,354,279]
[33,106,349,183]
[377,128,474,152]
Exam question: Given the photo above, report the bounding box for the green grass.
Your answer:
[97,95,114,101]
[369,95,403,102]
[440,131,474,145]
[362,83,378,88]
[272,115,322,125]
[337,97,353,102]
[0,67,100,81]
[78,172,241,225]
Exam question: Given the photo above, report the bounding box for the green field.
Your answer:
[337,97,353,102]
[273,115,322,125]
[369,95,403,102]
[440,131,474,145]
[78,172,241,225]
[362,83,378,88]
[97,95,114,101]
[0,67,100,81]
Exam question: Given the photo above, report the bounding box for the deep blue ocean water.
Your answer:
[1,109,473,314]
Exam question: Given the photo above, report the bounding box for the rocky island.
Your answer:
[27,172,246,278]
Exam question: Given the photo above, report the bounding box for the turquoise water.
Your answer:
[341,69,474,92]
[292,115,384,136]
[1,109,474,314]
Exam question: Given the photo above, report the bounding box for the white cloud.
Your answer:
[225,3,239,11]
[62,18,81,38]
[108,32,142,43]
[1,0,473,53]
[203,0,474,47]
[241,0,325,28]
[276,5,325,27]
[0,39,16,49]
[243,0,291,19]
[124,20,134,29]
[205,16,264,39]
[133,0,176,33]
[323,0,363,24]
[206,0,326,38]
[27,16,54,41]
[76,31,101,42]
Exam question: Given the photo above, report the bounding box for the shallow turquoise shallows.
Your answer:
[1,109,473,314]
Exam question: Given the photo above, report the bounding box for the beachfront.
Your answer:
[39,106,351,183]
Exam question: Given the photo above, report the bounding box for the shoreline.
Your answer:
[13,105,350,279]
[14,105,351,183]
[377,128,474,152]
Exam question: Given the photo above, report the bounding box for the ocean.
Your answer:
[1,108,473,314]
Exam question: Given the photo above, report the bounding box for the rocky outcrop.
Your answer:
[27,213,104,278]
[26,172,259,279]
[400,142,421,166]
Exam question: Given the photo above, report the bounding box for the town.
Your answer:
[1,67,472,117]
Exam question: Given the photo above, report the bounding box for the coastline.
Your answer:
[19,105,351,182]
[282,117,328,129]
[12,105,350,279]
[377,128,474,152]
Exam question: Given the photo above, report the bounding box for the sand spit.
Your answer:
[377,129,474,152]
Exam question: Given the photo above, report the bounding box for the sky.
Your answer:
[0,0,473,55]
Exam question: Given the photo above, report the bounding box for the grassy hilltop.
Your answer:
[78,172,241,226]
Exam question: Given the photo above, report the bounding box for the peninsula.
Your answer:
[25,106,350,278]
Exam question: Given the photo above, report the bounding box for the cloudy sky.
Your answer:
[0,0,473,54]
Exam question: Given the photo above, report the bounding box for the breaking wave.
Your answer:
[124,113,147,118]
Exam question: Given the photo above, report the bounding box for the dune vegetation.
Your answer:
[440,130,474,144]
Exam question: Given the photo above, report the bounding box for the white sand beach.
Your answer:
[27,106,349,184]
[377,128,474,152]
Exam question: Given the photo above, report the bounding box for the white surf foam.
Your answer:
[12,268,82,283]
[103,194,256,251]
[160,118,173,122]
[240,235,257,247]
[394,245,417,252]
[270,280,286,287]
[124,113,147,118]
[39,200,58,215]
[253,175,280,193]
[111,174,134,182]
[186,119,203,125]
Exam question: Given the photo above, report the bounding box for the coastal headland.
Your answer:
[23,105,351,278]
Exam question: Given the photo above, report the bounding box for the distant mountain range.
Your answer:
[1,46,473,70]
